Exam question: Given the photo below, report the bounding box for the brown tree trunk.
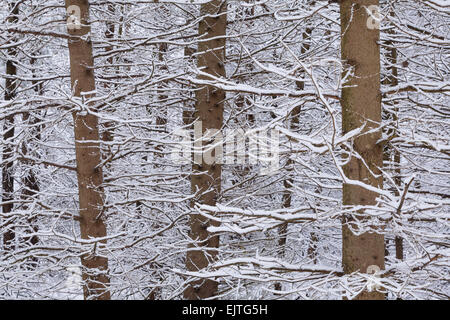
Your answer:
[20,56,42,265]
[340,0,385,300]
[385,10,403,261]
[2,2,19,251]
[275,26,313,292]
[184,0,227,300]
[65,0,110,300]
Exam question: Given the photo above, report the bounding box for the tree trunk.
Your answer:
[275,26,313,292]
[20,55,42,265]
[385,10,403,261]
[101,3,116,145]
[65,0,110,300]
[340,0,385,300]
[184,0,227,300]
[2,2,19,251]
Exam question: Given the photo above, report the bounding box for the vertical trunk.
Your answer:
[101,3,116,144]
[145,42,169,301]
[394,150,403,260]
[275,26,312,291]
[65,0,110,300]
[155,42,169,156]
[385,11,403,261]
[184,0,226,300]
[2,2,19,251]
[20,112,40,265]
[20,56,42,263]
[340,0,385,300]
[156,43,168,129]
[182,46,197,131]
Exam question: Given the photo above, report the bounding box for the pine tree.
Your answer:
[65,0,110,300]
[184,0,227,299]
[340,0,385,300]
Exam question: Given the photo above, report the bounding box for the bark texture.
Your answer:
[184,0,227,300]
[65,0,110,300]
[340,0,385,300]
